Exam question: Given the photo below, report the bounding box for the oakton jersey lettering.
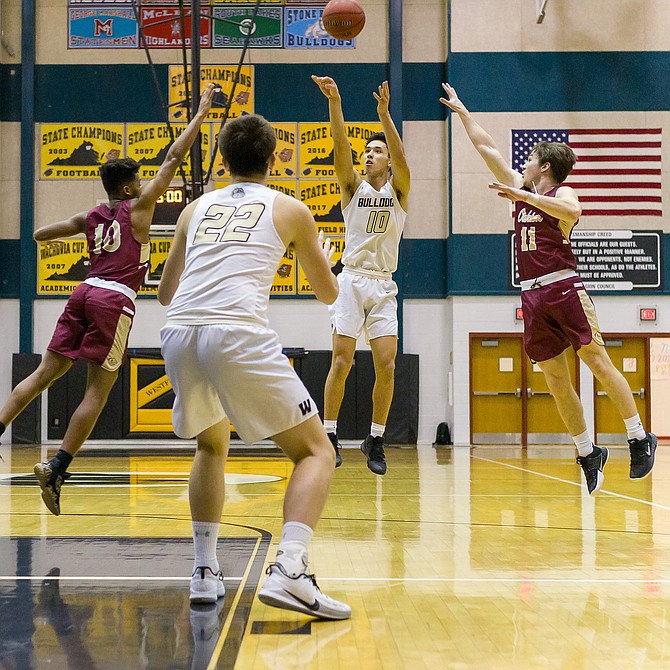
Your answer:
[86,199,150,293]
[166,183,284,326]
[514,184,577,281]
[341,180,406,274]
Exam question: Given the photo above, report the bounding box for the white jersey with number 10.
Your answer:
[341,179,406,276]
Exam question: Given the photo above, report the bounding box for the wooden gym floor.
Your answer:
[1,441,669,669]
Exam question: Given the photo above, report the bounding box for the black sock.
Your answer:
[51,449,74,472]
[0,421,5,437]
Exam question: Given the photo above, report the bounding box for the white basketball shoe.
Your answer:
[258,549,351,620]
[190,566,225,604]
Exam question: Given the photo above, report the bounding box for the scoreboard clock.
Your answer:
[152,186,187,227]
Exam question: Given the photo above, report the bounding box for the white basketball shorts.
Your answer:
[329,271,398,340]
[160,323,318,444]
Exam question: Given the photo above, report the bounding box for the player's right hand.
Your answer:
[439,82,467,114]
[318,230,336,266]
[311,75,341,101]
[197,83,216,117]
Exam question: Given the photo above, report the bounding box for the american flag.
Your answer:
[512,129,662,217]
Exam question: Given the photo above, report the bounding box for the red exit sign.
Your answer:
[640,308,657,321]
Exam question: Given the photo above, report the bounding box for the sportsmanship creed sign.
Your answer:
[509,230,662,291]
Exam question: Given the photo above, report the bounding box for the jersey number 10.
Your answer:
[365,210,390,234]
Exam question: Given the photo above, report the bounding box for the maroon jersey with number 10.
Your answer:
[514,184,578,282]
[85,199,150,293]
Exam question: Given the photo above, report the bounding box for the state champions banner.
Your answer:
[212,122,297,180]
[126,123,213,179]
[300,180,345,236]
[298,122,381,179]
[168,65,254,123]
[40,124,125,179]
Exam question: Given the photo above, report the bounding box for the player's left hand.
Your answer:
[489,182,527,203]
[196,83,216,117]
[373,81,390,116]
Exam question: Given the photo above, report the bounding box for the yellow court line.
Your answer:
[207,534,265,670]
[473,454,670,512]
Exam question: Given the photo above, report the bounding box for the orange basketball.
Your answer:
[322,0,366,40]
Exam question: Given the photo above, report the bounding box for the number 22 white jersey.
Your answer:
[341,179,406,276]
[166,182,284,327]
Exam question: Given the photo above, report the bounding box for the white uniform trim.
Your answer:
[520,268,578,292]
[83,276,137,301]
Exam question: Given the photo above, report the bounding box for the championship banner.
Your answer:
[139,5,211,48]
[40,124,125,179]
[284,6,354,48]
[212,0,281,4]
[212,6,282,48]
[298,237,344,295]
[168,65,254,123]
[300,180,345,236]
[298,122,381,178]
[211,122,297,179]
[68,7,138,48]
[268,181,298,199]
[37,239,89,295]
[140,237,173,294]
[126,122,212,179]
[272,245,297,295]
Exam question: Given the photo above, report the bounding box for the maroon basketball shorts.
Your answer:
[47,283,135,372]
[521,277,604,362]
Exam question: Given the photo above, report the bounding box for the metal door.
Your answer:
[471,336,524,444]
[595,337,648,444]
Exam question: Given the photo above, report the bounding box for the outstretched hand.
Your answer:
[196,83,216,117]
[318,230,336,266]
[489,182,527,203]
[311,75,340,101]
[439,82,468,114]
[373,81,390,116]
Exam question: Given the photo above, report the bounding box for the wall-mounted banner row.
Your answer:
[509,230,662,292]
[37,233,344,296]
[68,5,354,49]
[39,118,382,182]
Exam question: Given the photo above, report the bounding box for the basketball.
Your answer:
[322,0,366,40]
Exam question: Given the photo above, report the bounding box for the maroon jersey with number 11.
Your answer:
[514,185,577,281]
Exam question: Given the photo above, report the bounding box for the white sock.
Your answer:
[624,414,646,441]
[280,521,313,550]
[324,420,337,434]
[573,430,594,457]
[371,422,385,438]
[193,521,220,571]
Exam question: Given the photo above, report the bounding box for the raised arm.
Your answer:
[33,211,87,243]
[273,194,338,305]
[131,83,215,237]
[157,199,198,306]
[440,83,521,187]
[311,75,361,205]
[374,81,410,210]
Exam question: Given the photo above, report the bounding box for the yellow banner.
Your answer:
[126,123,212,180]
[298,122,382,179]
[37,239,89,294]
[40,124,125,179]
[169,65,254,123]
[272,245,297,295]
[298,237,344,295]
[140,237,173,294]
[300,180,345,236]
[211,122,297,180]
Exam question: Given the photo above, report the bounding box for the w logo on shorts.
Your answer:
[298,399,312,416]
